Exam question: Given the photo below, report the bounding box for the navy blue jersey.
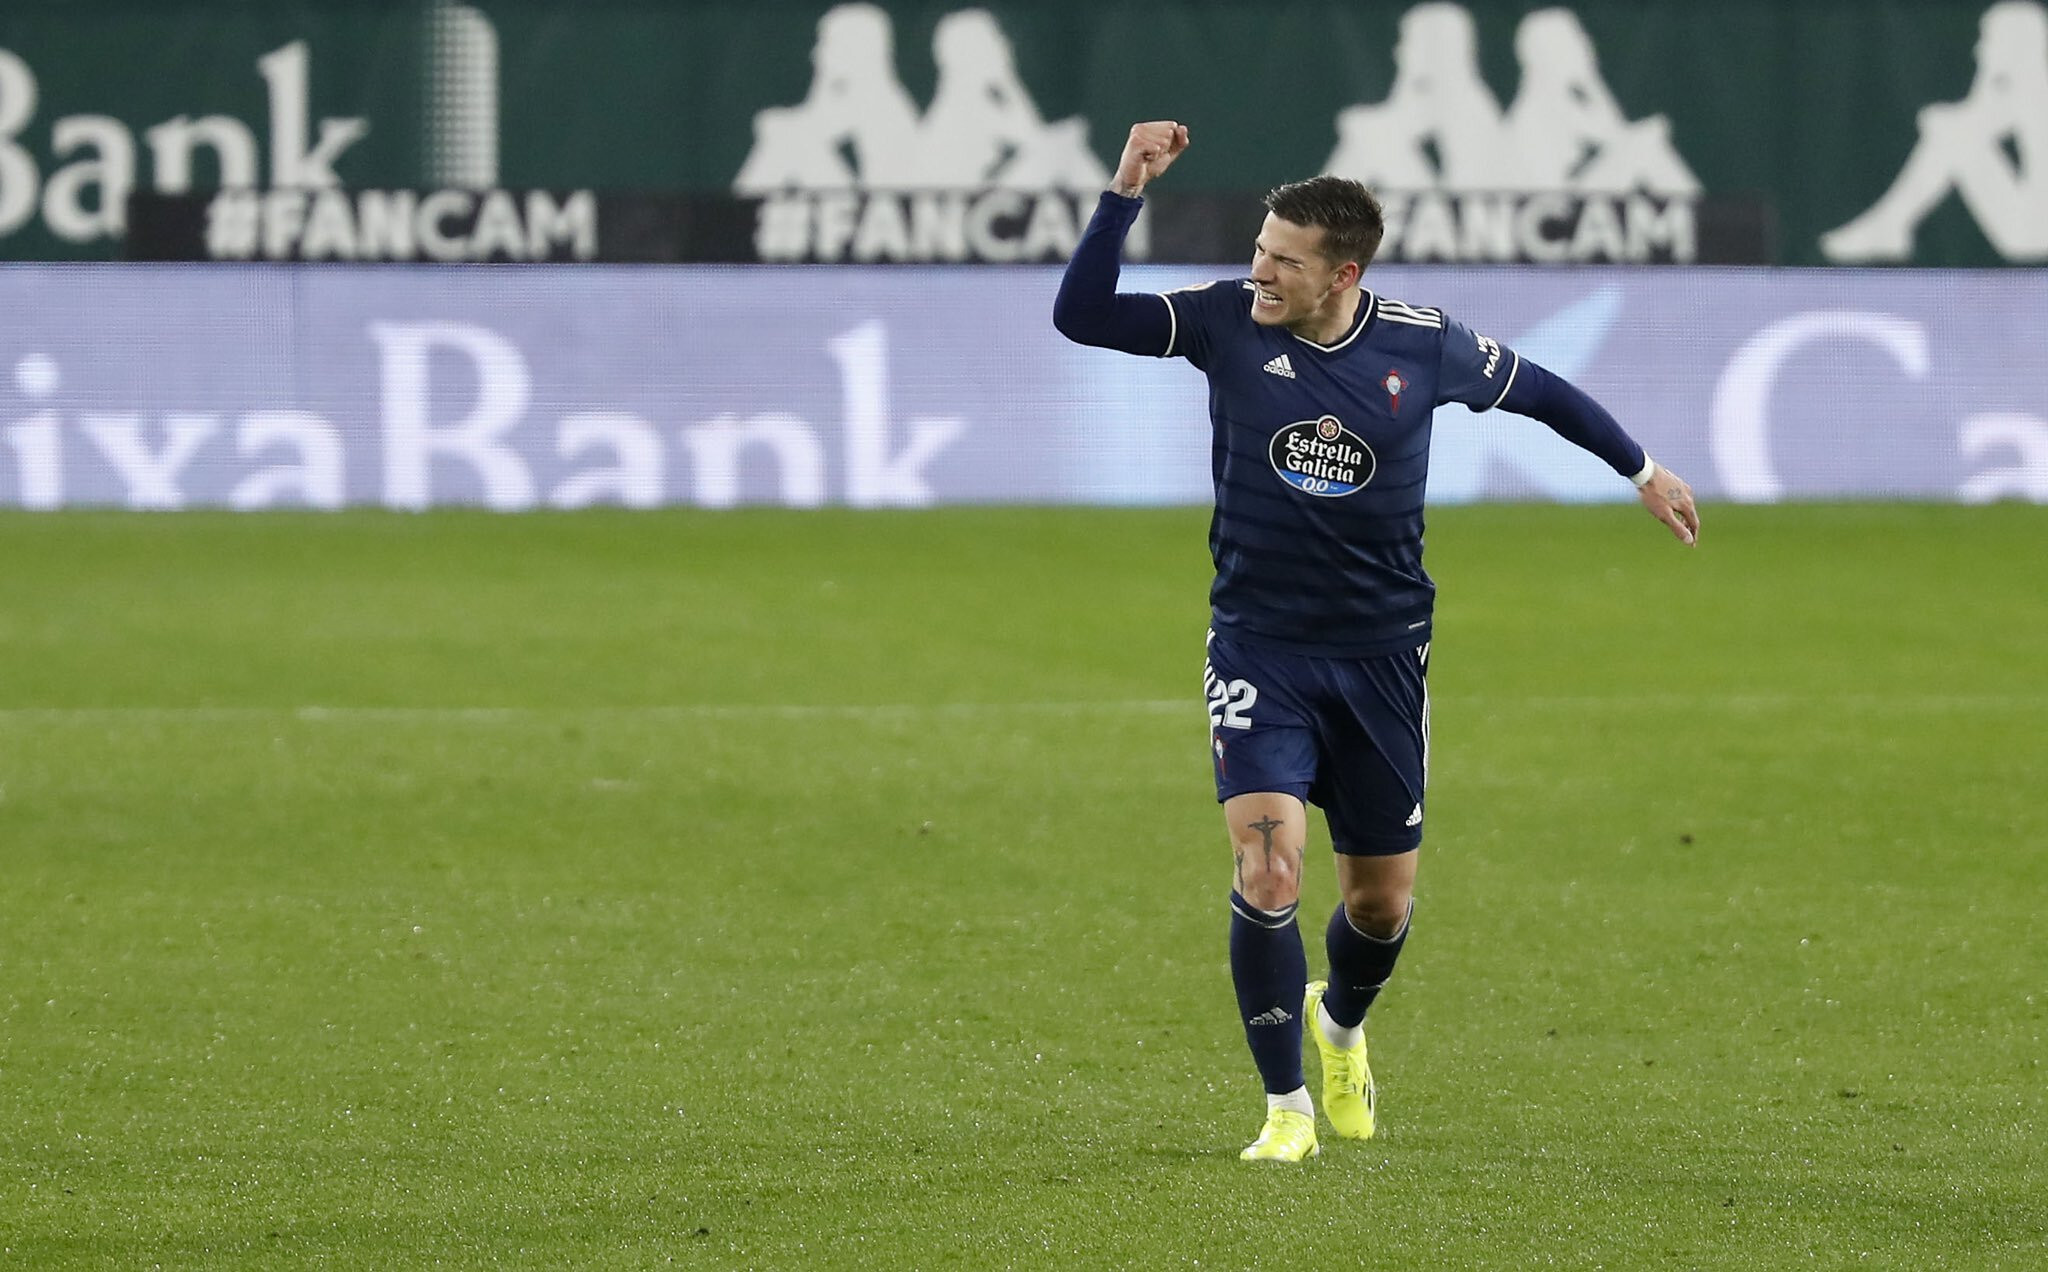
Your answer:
[1160,277,1515,657]
[1053,191,1646,659]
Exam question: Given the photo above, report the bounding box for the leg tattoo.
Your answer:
[1247,814,1284,869]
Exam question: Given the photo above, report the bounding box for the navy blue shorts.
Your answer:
[1204,632,1430,856]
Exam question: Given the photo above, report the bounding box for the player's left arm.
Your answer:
[1439,321,1700,546]
[1502,361,1699,546]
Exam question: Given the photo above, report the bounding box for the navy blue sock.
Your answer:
[1322,901,1411,1030]
[1229,891,1308,1094]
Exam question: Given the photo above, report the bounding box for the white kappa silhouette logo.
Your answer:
[734,3,1109,192]
[1323,3,1699,195]
[1822,0,2048,262]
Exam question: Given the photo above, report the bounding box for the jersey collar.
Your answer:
[1290,289,1375,354]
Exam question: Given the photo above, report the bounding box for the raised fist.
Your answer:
[1113,121,1190,197]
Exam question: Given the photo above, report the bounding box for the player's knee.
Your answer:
[1232,844,1303,910]
[1341,890,1411,939]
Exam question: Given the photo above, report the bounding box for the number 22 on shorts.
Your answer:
[1204,659,1258,729]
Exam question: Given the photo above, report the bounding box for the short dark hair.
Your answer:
[1263,176,1385,271]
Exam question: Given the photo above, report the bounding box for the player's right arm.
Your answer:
[1052,122,1191,356]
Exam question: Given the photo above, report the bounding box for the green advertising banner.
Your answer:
[1,0,2040,264]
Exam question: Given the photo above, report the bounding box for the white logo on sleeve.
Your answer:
[1475,333,1503,377]
[1405,803,1423,827]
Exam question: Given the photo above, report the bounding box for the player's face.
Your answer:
[1249,215,1353,330]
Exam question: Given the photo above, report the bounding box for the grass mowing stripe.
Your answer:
[0,701,1195,724]
[3,693,2044,723]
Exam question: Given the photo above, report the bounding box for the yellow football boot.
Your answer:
[1304,980,1377,1140]
[1239,1107,1320,1162]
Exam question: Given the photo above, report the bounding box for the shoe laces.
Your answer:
[1326,1048,1366,1097]
[1260,1109,1310,1142]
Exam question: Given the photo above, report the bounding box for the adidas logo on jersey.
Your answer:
[1405,804,1423,827]
[1247,1006,1295,1027]
[1262,353,1296,379]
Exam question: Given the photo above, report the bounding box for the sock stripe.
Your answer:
[1342,898,1414,942]
[1230,892,1299,930]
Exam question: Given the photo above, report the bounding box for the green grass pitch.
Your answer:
[2,503,2044,1269]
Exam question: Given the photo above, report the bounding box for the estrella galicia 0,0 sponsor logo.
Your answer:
[1269,415,1375,497]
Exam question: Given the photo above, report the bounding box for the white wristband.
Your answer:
[1629,455,1657,488]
